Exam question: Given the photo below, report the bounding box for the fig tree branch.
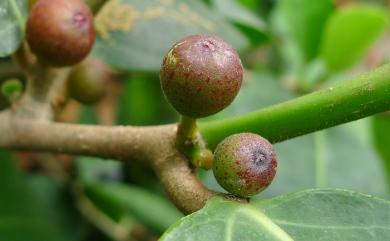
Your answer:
[1,63,390,214]
[0,111,216,214]
[200,63,390,149]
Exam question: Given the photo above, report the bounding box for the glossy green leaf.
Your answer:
[320,4,389,72]
[211,0,267,45]
[372,114,390,187]
[212,0,265,31]
[0,0,27,57]
[277,0,334,60]
[0,151,66,241]
[93,0,248,72]
[85,182,183,233]
[161,189,390,241]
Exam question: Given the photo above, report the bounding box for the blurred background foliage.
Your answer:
[1,0,390,240]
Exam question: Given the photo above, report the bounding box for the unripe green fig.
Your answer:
[213,133,277,197]
[26,0,95,67]
[67,58,108,104]
[160,34,243,118]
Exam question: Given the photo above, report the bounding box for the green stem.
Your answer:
[176,115,198,147]
[200,63,390,149]
[176,116,213,169]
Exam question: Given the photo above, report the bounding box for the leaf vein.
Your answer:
[274,220,390,231]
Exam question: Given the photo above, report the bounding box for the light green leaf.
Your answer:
[211,0,267,45]
[161,189,390,241]
[276,0,334,60]
[320,4,389,72]
[85,182,183,233]
[93,0,248,72]
[0,0,27,57]
[212,0,266,31]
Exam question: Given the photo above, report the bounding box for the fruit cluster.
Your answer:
[26,1,278,197]
[160,35,277,197]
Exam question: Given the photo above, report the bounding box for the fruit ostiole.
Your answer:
[160,34,243,169]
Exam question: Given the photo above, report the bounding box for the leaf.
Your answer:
[276,0,334,60]
[85,182,183,234]
[27,175,86,241]
[0,151,66,241]
[0,0,27,57]
[210,0,267,45]
[161,189,390,241]
[92,0,249,72]
[212,0,266,31]
[372,114,390,187]
[320,4,389,72]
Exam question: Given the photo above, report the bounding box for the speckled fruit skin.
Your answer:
[213,133,277,197]
[160,34,243,118]
[67,58,108,104]
[26,0,95,67]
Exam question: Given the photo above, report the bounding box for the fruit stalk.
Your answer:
[176,116,213,169]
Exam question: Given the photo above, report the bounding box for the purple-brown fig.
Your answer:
[26,0,95,67]
[213,133,277,197]
[160,34,243,118]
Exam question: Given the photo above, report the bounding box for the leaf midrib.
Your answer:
[224,206,294,241]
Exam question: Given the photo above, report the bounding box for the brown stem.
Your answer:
[1,117,165,162]
[152,130,216,214]
[0,110,243,214]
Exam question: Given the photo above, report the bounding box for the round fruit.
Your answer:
[213,133,277,197]
[67,58,108,104]
[160,34,243,118]
[26,0,95,67]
